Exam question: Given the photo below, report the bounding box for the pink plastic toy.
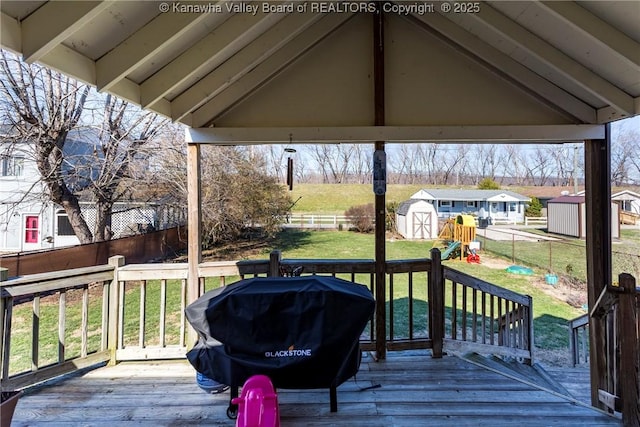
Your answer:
[231,375,280,427]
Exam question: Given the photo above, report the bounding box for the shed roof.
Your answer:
[396,199,435,216]
[1,1,638,143]
[549,195,586,204]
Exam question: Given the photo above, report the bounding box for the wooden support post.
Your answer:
[584,129,612,410]
[373,3,386,361]
[429,248,444,358]
[107,255,124,365]
[269,250,282,277]
[618,273,639,427]
[187,143,202,348]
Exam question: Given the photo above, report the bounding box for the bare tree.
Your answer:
[89,94,169,241]
[0,50,92,242]
[309,144,355,183]
[0,50,169,243]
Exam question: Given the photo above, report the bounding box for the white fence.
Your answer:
[524,216,548,226]
[285,214,353,230]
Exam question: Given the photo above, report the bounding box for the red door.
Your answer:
[25,215,39,243]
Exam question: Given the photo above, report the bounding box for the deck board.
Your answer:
[10,351,620,426]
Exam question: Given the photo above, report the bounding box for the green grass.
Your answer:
[289,184,426,213]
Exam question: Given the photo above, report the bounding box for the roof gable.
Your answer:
[410,189,530,202]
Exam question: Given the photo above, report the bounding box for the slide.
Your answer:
[441,241,461,260]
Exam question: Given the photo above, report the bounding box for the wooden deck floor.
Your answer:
[11,351,620,426]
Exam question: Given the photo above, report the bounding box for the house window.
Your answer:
[1,156,24,176]
[439,200,451,208]
[509,203,517,212]
[25,215,39,243]
[466,201,477,208]
[57,212,75,236]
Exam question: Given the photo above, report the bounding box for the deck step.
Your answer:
[460,352,573,397]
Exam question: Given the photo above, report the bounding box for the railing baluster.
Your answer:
[81,286,89,358]
[408,271,413,340]
[451,280,457,340]
[32,294,40,371]
[481,291,486,345]
[472,288,478,343]
[139,281,146,348]
[389,273,394,341]
[489,294,494,345]
[497,297,503,346]
[462,285,467,341]
[159,279,167,347]
[118,281,125,350]
[58,290,66,364]
[1,296,12,381]
[180,278,187,348]
[101,281,109,352]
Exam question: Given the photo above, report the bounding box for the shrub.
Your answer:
[525,196,543,217]
[345,203,375,233]
[386,201,399,233]
[477,178,500,189]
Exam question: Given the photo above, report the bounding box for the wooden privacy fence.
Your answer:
[589,273,639,427]
[1,249,533,391]
[0,226,187,277]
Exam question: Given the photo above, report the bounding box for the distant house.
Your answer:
[547,195,620,238]
[409,189,531,223]
[576,189,640,225]
[396,199,438,240]
[0,132,184,252]
[611,190,640,215]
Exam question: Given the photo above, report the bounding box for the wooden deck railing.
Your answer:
[441,263,534,363]
[590,273,639,426]
[0,265,114,390]
[569,313,590,366]
[1,249,533,391]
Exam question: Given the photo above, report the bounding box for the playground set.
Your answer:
[433,215,481,263]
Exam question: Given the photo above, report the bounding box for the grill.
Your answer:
[185,276,375,414]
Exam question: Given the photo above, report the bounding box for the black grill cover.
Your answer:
[185,276,375,389]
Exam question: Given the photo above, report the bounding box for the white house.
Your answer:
[0,135,184,252]
[576,189,640,225]
[410,189,531,223]
[611,190,640,215]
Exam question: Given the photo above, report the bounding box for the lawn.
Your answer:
[289,183,426,213]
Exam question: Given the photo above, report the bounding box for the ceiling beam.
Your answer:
[169,8,324,123]
[408,12,596,124]
[468,4,635,116]
[539,1,640,69]
[191,12,354,127]
[39,44,96,85]
[96,1,216,91]
[140,7,285,108]
[21,1,111,63]
[186,125,605,144]
[597,96,640,123]
[0,11,21,54]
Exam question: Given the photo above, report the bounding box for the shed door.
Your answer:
[412,212,432,240]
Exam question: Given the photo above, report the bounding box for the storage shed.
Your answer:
[547,196,619,239]
[396,200,438,240]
